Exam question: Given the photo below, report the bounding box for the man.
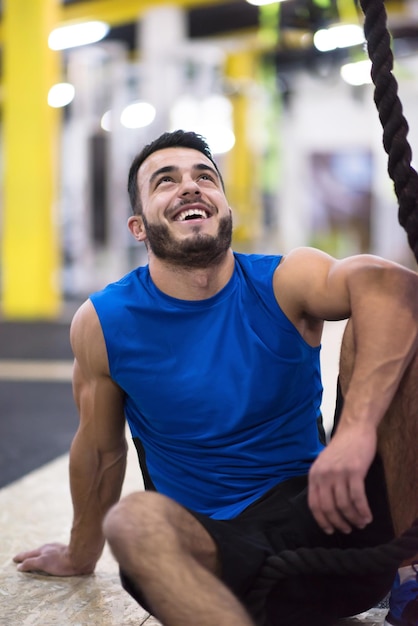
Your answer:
[14,130,418,626]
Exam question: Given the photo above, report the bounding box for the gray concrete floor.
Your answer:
[0,319,77,487]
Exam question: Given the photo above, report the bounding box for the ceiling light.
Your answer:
[246,0,286,4]
[120,102,156,129]
[340,59,372,86]
[170,94,235,155]
[313,24,365,52]
[48,83,75,108]
[204,127,236,155]
[101,110,112,132]
[48,21,110,51]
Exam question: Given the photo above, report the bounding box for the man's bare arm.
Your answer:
[14,300,127,575]
[274,248,418,534]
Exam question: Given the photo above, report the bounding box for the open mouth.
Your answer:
[174,208,210,222]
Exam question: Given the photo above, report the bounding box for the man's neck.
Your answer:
[148,249,235,300]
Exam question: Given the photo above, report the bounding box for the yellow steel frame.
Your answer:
[60,0,233,27]
[0,0,245,47]
[2,0,61,319]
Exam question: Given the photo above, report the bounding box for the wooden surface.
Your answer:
[0,446,387,625]
[0,443,156,625]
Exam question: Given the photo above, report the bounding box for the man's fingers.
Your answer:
[308,425,377,535]
[334,475,373,529]
[13,549,42,563]
[333,486,364,530]
[348,477,373,527]
[309,475,373,534]
[309,481,352,534]
[13,543,72,576]
[16,556,48,573]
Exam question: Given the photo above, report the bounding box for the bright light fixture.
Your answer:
[204,126,236,155]
[170,94,235,155]
[246,0,285,5]
[101,110,112,132]
[48,21,110,51]
[48,82,75,108]
[120,102,156,129]
[313,24,365,52]
[340,59,372,86]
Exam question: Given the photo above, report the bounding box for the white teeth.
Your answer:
[175,208,208,221]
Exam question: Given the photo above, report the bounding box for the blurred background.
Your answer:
[1,0,418,321]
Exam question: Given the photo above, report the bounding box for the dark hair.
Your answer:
[127,129,225,215]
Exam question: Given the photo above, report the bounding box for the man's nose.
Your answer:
[180,178,201,196]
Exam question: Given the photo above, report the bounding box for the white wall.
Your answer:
[270,56,418,267]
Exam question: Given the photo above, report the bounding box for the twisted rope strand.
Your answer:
[247,518,418,624]
[260,517,418,582]
[359,0,418,260]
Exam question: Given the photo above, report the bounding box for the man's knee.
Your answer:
[103,491,176,550]
[103,491,218,572]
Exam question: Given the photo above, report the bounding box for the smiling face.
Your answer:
[128,147,233,269]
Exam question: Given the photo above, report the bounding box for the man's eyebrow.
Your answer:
[149,163,220,187]
[193,163,220,180]
[149,165,179,186]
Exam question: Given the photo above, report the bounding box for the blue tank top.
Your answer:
[90,252,324,519]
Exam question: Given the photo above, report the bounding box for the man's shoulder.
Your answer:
[273,247,336,278]
[233,251,283,272]
[70,299,104,355]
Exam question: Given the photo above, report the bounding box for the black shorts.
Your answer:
[120,383,396,625]
[189,455,395,626]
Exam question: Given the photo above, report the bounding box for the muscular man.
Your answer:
[14,131,418,626]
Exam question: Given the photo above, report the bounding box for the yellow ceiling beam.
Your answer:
[0,0,239,43]
[0,0,410,35]
[51,0,413,29]
[59,0,233,28]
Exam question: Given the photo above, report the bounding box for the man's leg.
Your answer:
[103,491,255,626]
[339,319,418,544]
[337,320,418,626]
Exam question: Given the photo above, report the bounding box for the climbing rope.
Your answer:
[264,517,418,578]
[247,1,418,622]
[248,518,418,624]
[359,0,418,262]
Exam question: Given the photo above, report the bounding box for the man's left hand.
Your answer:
[308,423,377,534]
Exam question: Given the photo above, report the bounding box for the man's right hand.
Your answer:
[13,543,94,576]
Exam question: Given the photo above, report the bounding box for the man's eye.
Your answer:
[199,174,214,182]
[157,176,174,186]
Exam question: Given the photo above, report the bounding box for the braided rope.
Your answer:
[247,518,418,624]
[359,0,418,261]
[261,517,418,582]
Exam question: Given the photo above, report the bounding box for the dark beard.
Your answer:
[142,214,233,269]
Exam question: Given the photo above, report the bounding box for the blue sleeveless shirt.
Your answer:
[90,252,324,519]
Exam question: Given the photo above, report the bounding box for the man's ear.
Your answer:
[127,215,147,242]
